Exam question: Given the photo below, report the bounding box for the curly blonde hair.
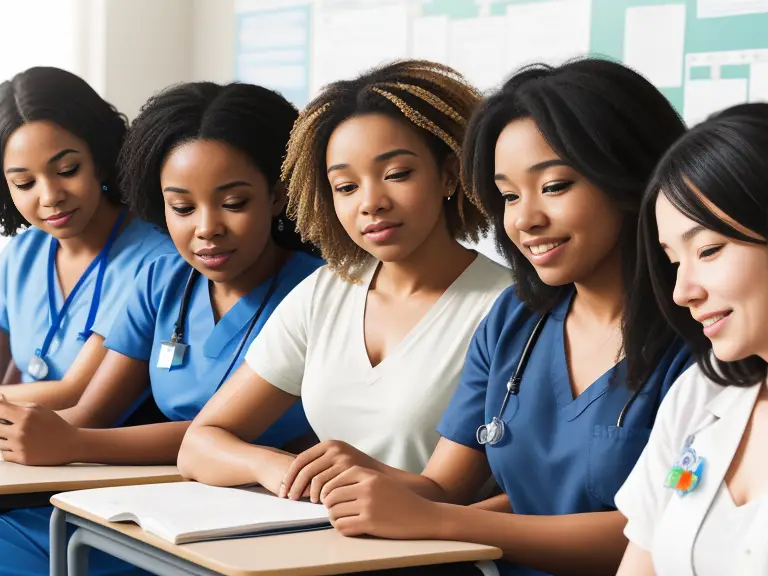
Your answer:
[282,60,487,281]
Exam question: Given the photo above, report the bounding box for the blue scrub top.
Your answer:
[0,218,174,382]
[438,287,692,576]
[104,250,323,448]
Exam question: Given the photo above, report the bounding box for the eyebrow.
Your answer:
[327,148,417,174]
[681,224,706,243]
[5,148,80,174]
[162,181,252,195]
[493,159,570,182]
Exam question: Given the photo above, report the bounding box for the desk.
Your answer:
[51,496,502,576]
[0,462,181,510]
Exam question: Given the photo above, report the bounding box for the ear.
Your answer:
[441,154,460,199]
[271,181,288,217]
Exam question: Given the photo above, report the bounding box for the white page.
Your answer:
[697,0,768,18]
[312,2,408,95]
[505,0,592,76]
[624,4,686,88]
[683,78,748,126]
[749,62,768,102]
[55,482,329,544]
[448,16,506,91]
[412,16,450,65]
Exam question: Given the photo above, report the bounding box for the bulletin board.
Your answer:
[235,0,768,125]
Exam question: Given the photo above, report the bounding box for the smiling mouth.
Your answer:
[701,311,731,327]
[528,240,566,255]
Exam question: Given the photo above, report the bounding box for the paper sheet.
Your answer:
[697,0,768,18]
[624,4,686,88]
[448,16,506,91]
[412,16,450,65]
[312,2,408,94]
[504,0,592,76]
[749,62,768,102]
[683,78,748,126]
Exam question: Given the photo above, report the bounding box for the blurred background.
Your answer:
[2,0,768,258]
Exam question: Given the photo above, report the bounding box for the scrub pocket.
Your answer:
[587,424,651,508]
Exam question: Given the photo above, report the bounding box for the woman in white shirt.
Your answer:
[177,61,513,492]
[616,103,768,575]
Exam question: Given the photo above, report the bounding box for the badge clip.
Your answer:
[664,435,705,496]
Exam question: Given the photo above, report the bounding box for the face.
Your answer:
[656,192,768,362]
[3,121,104,238]
[325,113,456,262]
[161,140,284,283]
[494,118,624,286]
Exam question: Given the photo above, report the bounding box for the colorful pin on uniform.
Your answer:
[665,435,705,496]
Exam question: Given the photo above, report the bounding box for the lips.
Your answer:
[194,248,234,269]
[362,221,401,235]
[44,210,76,227]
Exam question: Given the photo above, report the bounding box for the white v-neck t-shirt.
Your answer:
[245,254,514,473]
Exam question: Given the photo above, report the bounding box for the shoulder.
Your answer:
[657,362,723,427]
[116,217,175,263]
[282,252,325,286]
[460,253,514,295]
[4,226,48,255]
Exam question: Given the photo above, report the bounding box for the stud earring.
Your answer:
[277,218,285,232]
[102,184,109,192]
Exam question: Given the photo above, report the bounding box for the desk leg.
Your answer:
[50,507,68,576]
[68,529,90,576]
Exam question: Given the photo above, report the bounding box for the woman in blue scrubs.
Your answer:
[0,67,174,576]
[0,81,321,574]
[311,60,694,576]
[0,67,173,408]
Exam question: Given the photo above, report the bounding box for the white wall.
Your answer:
[193,0,236,83]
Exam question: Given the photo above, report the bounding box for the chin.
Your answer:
[533,268,577,288]
[710,341,752,363]
[364,244,415,264]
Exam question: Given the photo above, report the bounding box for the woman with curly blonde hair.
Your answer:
[178,60,513,503]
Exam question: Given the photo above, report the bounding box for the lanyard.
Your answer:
[38,210,126,357]
[160,265,282,388]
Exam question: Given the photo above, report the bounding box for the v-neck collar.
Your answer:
[202,273,276,359]
[354,254,481,385]
[549,288,626,421]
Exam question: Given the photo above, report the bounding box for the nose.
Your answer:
[512,195,547,232]
[359,181,392,216]
[38,178,67,208]
[672,261,707,309]
[196,207,226,240]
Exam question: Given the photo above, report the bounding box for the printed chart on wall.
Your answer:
[235,0,768,124]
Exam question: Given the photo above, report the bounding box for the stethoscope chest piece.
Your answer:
[27,353,49,380]
[477,416,505,446]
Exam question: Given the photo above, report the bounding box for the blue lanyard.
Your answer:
[36,210,127,360]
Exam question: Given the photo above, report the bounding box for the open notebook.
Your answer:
[54,482,330,544]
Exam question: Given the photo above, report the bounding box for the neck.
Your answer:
[374,216,475,297]
[570,244,624,326]
[210,240,288,312]
[57,200,123,259]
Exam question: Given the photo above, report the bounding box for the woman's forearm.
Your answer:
[0,379,79,410]
[433,504,627,576]
[70,421,191,464]
[178,425,295,491]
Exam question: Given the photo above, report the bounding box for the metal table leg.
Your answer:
[50,507,68,576]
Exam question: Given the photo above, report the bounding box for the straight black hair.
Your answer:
[463,58,686,389]
[119,81,316,254]
[0,67,126,235]
[628,103,768,387]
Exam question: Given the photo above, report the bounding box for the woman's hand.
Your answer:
[280,440,382,503]
[321,466,442,540]
[0,397,80,465]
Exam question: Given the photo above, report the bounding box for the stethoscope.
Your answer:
[476,313,643,446]
[159,265,282,388]
[27,210,127,380]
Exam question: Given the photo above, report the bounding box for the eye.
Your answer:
[223,199,247,211]
[59,165,79,177]
[699,245,723,259]
[542,181,572,194]
[13,181,34,191]
[170,205,194,215]
[501,193,519,204]
[334,183,357,194]
[384,169,411,181]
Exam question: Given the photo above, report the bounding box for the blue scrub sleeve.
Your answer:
[436,315,492,451]
[0,241,11,332]
[102,262,159,361]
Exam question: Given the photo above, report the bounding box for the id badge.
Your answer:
[158,341,188,369]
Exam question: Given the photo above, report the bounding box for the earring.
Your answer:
[102,184,109,192]
[277,218,285,232]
